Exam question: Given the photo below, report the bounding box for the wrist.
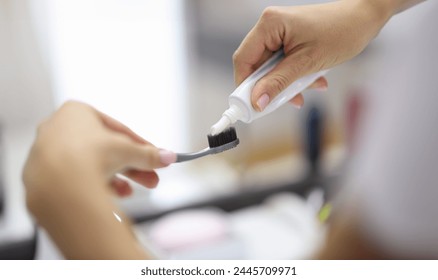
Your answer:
[26,175,149,259]
[352,0,396,25]
[26,169,106,221]
[343,0,394,42]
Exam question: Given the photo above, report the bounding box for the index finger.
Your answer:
[96,110,153,146]
[233,13,284,85]
[233,27,270,85]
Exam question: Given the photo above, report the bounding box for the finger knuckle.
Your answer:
[270,73,290,92]
[302,52,320,71]
[232,49,241,64]
[60,100,91,114]
[144,146,160,166]
[261,6,281,20]
[36,119,48,136]
[61,100,80,110]
[288,52,321,79]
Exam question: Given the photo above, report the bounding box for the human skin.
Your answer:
[233,0,424,111]
[23,101,176,259]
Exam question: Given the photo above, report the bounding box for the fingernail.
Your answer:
[315,80,328,92]
[256,93,270,111]
[292,103,303,109]
[159,150,176,165]
[316,85,328,92]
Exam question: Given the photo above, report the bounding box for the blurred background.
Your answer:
[0,0,429,259]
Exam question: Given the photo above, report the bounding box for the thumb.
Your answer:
[129,145,176,170]
[251,51,317,112]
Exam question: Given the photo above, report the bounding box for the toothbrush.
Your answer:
[176,127,239,163]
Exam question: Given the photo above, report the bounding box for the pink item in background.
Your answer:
[346,88,367,154]
[148,208,229,252]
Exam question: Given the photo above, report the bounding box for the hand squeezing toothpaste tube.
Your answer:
[176,50,328,162]
[210,50,328,136]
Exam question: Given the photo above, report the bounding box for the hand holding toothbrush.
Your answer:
[23,101,176,259]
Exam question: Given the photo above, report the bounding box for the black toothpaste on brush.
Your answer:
[176,127,239,163]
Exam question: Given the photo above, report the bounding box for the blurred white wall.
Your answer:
[39,0,188,152]
[0,0,55,247]
[1,0,190,253]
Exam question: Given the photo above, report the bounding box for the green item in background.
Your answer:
[318,203,332,223]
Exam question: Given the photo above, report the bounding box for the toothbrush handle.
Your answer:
[176,148,212,162]
[176,139,240,163]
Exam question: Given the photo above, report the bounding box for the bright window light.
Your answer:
[44,0,187,151]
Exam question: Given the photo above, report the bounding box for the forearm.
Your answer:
[345,0,426,40]
[27,174,149,259]
[389,0,426,13]
[356,0,426,16]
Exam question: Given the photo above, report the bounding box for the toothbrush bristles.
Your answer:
[208,127,238,148]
